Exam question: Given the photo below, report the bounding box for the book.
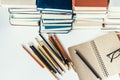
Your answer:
[36,0,72,12]
[8,8,40,14]
[43,19,73,24]
[72,19,103,29]
[104,18,120,25]
[107,12,120,19]
[72,0,108,11]
[68,32,120,80]
[1,0,72,13]
[75,13,106,19]
[108,0,120,12]
[102,24,120,30]
[10,13,42,19]
[9,18,40,26]
[1,0,36,8]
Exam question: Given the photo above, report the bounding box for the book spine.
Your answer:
[90,40,109,77]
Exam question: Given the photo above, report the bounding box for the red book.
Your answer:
[72,0,108,11]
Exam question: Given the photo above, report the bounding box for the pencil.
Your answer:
[75,50,101,80]
[48,35,65,63]
[53,34,72,64]
[42,42,68,72]
[29,43,57,74]
[22,44,44,68]
[22,45,59,79]
[35,38,62,75]
[39,33,63,62]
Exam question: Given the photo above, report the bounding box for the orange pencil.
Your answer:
[53,34,72,63]
[22,44,44,68]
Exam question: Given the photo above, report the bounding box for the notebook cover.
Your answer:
[68,42,99,80]
[36,0,72,10]
[94,32,120,76]
[68,32,120,80]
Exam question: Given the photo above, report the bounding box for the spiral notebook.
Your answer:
[68,32,120,80]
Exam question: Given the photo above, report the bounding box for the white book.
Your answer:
[73,10,107,14]
[1,0,36,8]
[102,24,120,29]
[41,30,70,34]
[10,18,39,26]
[10,13,42,19]
[75,13,106,19]
[108,0,120,12]
[104,18,120,24]
[43,19,73,24]
[107,12,120,18]
[42,13,72,19]
[8,8,39,13]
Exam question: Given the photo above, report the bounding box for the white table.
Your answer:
[0,8,120,80]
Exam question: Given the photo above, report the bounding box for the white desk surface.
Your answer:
[0,8,120,80]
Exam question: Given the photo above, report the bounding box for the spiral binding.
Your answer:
[90,40,109,77]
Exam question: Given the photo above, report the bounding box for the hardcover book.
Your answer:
[72,0,108,10]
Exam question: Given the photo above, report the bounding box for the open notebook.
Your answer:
[68,32,120,80]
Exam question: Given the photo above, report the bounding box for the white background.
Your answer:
[0,8,120,80]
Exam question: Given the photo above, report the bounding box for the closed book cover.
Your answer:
[68,32,120,80]
[73,0,108,10]
[36,0,72,11]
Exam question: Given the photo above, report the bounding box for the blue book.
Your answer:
[36,0,72,11]
[45,26,71,29]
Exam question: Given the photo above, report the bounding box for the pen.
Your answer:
[75,50,101,80]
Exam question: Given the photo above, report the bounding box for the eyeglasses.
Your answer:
[106,48,120,63]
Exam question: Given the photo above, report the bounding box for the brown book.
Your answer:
[73,0,108,10]
[68,32,120,80]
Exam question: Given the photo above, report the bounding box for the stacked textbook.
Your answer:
[5,0,73,33]
[72,0,108,29]
[103,0,120,30]
[2,0,120,32]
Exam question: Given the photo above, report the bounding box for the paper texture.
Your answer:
[68,32,120,80]
[94,32,120,76]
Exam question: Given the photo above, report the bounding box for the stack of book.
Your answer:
[22,34,73,80]
[6,0,73,33]
[72,0,108,29]
[103,0,120,30]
